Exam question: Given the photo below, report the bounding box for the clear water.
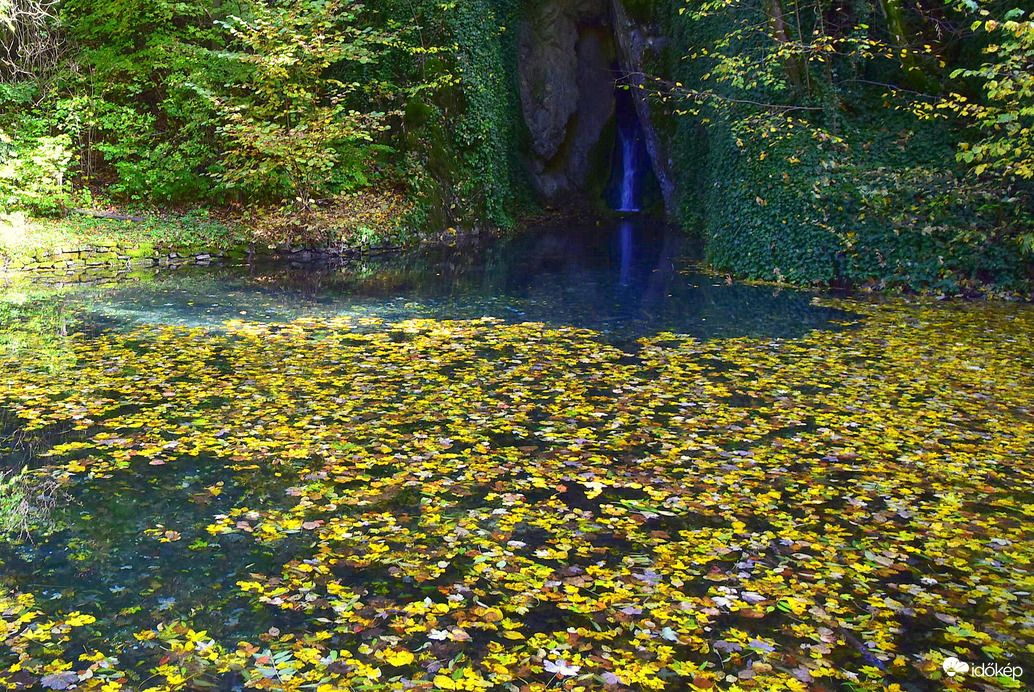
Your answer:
[6,218,851,346]
[0,218,856,673]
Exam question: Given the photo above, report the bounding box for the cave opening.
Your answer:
[516,0,669,216]
[604,85,660,213]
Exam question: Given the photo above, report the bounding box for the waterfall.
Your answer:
[607,87,657,213]
[616,127,638,213]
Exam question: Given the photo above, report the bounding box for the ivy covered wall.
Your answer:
[395,0,532,230]
[650,0,1033,291]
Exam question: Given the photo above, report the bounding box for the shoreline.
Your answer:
[3,208,1030,301]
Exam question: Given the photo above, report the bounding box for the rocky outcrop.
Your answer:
[518,1,582,163]
[516,0,671,211]
[517,0,616,200]
[609,0,674,210]
[568,26,618,186]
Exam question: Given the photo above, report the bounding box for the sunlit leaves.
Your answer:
[207,0,399,212]
[0,300,1033,690]
[941,16,1034,191]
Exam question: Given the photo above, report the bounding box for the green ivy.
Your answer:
[658,0,1033,291]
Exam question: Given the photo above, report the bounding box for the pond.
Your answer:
[1,218,1032,692]
[3,218,848,343]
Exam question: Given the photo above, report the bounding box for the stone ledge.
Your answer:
[0,241,404,275]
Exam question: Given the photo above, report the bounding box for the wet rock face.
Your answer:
[517,0,616,200]
[518,1,581,162]
[568,27,618,185]
[608,0,674,209]
[516,0,671,212]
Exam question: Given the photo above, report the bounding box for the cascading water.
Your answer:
[617,129,638,213]
[607,86,659,214]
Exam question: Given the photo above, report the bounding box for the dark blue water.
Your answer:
[0,217,857,679]
[24,218,851,345]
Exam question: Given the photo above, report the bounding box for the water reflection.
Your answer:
[617,219,634,287]
[1,218,854,343]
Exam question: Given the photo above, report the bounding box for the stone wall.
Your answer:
[3,246,235,273]
[0,243,402,276]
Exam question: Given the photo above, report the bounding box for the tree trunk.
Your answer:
[878,0,929,89]
[763,0,804,91]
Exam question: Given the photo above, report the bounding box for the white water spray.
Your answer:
[617,129,638,213]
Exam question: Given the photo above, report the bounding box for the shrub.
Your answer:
[0,128,75,215]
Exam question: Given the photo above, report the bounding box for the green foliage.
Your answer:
[88,99,220,203]
[3,0,1029,267]
[0,127,76,216]
[659,0,1033,289]
[387,0,529,229]
[204,0,396,211]
[439,0,526,226]
[947,15,1034,180]
[934,11,1034,255]
[58,0,227,201]
[0,0,529,233]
